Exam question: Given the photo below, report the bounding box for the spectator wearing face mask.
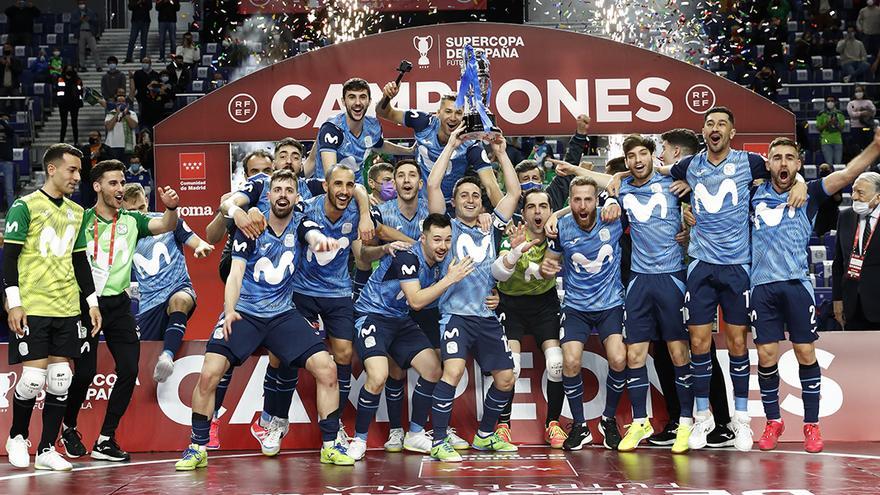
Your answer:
[176,32,200,68]
[49,48,63,80]
[29,48,50,84]
[134,129,153,172]
[105,94,139,161]
[0,42,23,102]
[124,156,153,202]
[72,0,102,72]
[4,1,40,47]
[838,26,870,82]
[166,54,191,93]
[751,65,781,100]
[101,56,127,100]
[848,85,876,156]
[79,130,112,206]
[56,65,84,145]
[817,96,846,164]
[208,71,226,92]
[858,0,880,57]
[131,57,159,113]
[0,111,15,211]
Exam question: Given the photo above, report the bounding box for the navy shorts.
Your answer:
[136,286,197,341]
[439,314,514,372]
[625,271,689,344]
[751,280,818,345]
[355,313,433,369]
[206,309,326,368]
[293,293,355,341]
[411,306,441,349]
[496,289,561,346]
[561,306,624,344]
[685,260,750,326]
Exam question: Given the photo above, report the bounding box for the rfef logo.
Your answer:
[228,93,258,123]
[179,152,206,180]
[685,84,716,114]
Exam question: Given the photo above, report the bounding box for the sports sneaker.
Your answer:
[384,428,404,452]
[206,418,221,450]
[803,424,824,453]
[706,423,734,448]
[91,437,130,462]
[6,435,30,468]
[618,420,654,452]
[545,420,567,449]
[337,420,350,445]
[562,423,593,451]
[599,417,622,450]
[250,417,269,444]
[347,437,367,461]
[671,423,692,454]
[758,420,785,451]
[320,443,355,466]
[153,353,174,383]
[688,411,715,450]
[430,438,463,462]
[35,447,73,471]
[175,444,207,471]
[730,414,753,452]
[471,431,517,452]
[647,422,678,447]
[495,423,512,444]
[403,430,432,454]
[447,427,469,450]
[59,426,87,458]
[261,417,287,456]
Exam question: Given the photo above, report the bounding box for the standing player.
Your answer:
[61,159,181,462]
[122,183,214,382]
[490,189,567,448]
[175,169,354,470]
[540,177,627,451]
[752,134,880,453]
[4,144,102,471]
[426,125,521,462]
[348,214,474,460]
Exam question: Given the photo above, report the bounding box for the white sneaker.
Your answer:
[447,428,469,450]
[347,437,367,461]
[6,435,30,468]
[730,413,754,452]
[336,420,350,445]
[35,447,73,471]
[403,430,432,454]
[153,353,174,383]
[261,417,287,456]
[384,427,404,452]
[688,411,715,450]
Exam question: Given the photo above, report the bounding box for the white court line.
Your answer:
[1,446,879,483]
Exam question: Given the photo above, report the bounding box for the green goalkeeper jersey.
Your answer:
[496,233,556,297]
[79,207,151,297]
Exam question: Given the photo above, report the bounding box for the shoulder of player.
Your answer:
[60,196,85,213]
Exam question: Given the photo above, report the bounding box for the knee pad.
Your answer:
[15,366,47,400]
[46,362,73,396]
[544,347,563,383]
[512,352,522,381]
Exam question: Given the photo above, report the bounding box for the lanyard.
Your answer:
[94,213,117,266]
[852,215,876,256]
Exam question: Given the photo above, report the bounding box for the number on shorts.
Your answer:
[809,305,816,326]
[743,289,751,308]
[501,333,511,353]
[682,291,691,324]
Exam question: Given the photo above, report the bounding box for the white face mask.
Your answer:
[855,92,865,99]
[853,199,876,216]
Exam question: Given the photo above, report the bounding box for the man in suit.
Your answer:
[833,171,880,330]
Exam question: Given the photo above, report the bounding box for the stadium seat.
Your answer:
[804,164,817,179]
[205,43,217,54]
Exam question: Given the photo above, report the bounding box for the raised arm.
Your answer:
[376,81,406,125]
[147,186,180,234]
[205,192,233,244]
[489,135,522,220]
[426,126,462,214]
[823,128,880,195]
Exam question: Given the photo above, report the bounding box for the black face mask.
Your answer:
[88,137,98,145]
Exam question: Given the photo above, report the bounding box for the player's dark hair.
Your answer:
[605,156,628,174]
[422,212,451,233]
[661,128,700,155]
[570,176,598,196]
[393,158,420,178]
[522,188,549,208]
[768,137,801,155]
[42,143,83,172]
[622,134,656,155]
[243,150,273,172]
[452,175,483,199]
[704,106,735,125]
[515,159,543,180]
[274,137,304,156]
[270,168,297,186]
[90,159,125,184]
[342,77,370,98]
[368,162,393,181]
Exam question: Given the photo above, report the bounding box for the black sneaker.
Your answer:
[599,417,622,450]
[59,426,88,458]
[706,423,735,448]
[647,422,678,446]
[91,437,131,462]
[562,423,593,451]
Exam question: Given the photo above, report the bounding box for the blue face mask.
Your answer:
[521,181,542,191]
[379,181,397,201]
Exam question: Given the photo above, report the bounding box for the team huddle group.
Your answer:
[5,76,880,472]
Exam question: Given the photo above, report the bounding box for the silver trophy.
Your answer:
[458,46,501,142]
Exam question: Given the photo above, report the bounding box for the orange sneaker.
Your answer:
[495,423,513,444]
[757,419,784,451]
[545,420,568,449]
[207,418,221,450]
[803,423,824,453]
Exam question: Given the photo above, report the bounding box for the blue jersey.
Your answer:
[404,110,492,199]
[671,150,768,265]
[549,210,624,312]
[315,112,384,182]
[619,173,684,274]
[751,180,828,287]
[233,172,323,213]
[438,212,507,318]
[231,212,316,318]
[292,194,361,298]
[133,214,194,313]
[375,197,430,240]
[354,243,441,318]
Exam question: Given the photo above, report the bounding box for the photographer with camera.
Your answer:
[104,94,139,162]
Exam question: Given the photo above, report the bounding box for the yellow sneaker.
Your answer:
[618,420,653,452]
[175,444,208,471]
[672,423,692,454]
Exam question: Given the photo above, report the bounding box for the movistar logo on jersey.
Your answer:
[753,201,795,229]
[623,192,668,222]
[306,236,350,266]
[401,264,417,276]
[6,221,19,233]
[693,178,738,214]
[455,233,492,263]
[133,242,171,277]
[233,239,248,252]
[39,225,76,257]
[253,251,295,285]
[324,133,339,145]
[571,244,614,274]
[86,237,130,268]
[523,261,542,281]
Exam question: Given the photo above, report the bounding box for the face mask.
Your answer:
[521,181,542,191]
[78,4,85,10]
[142,63,151,71]
[856,92,865,99]
[52,51,60,57]
[88,137,98,145]
[161,76,169,82]
[108,63,116,71]
[129,163,141,173]
[65,71,74,78]
[853,200,874,216]
[870,0,876,6]
[378,181,397,201]
[826,101,836,109]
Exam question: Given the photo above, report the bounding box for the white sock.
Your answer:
[679,417,694,426]
[322,440,334,449]
[97,434,110,444]
[633,417,647,424]
[734,410,750,422]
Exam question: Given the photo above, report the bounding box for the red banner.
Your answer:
[0,332,876,454]
[237,1,488,15]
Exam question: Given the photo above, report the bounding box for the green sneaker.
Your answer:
[320,443,355,466]
[175,444,208,471]
[671,423,692,454]
[471,432,517,452]
[431,438,463,462]
[618,420,654,452]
